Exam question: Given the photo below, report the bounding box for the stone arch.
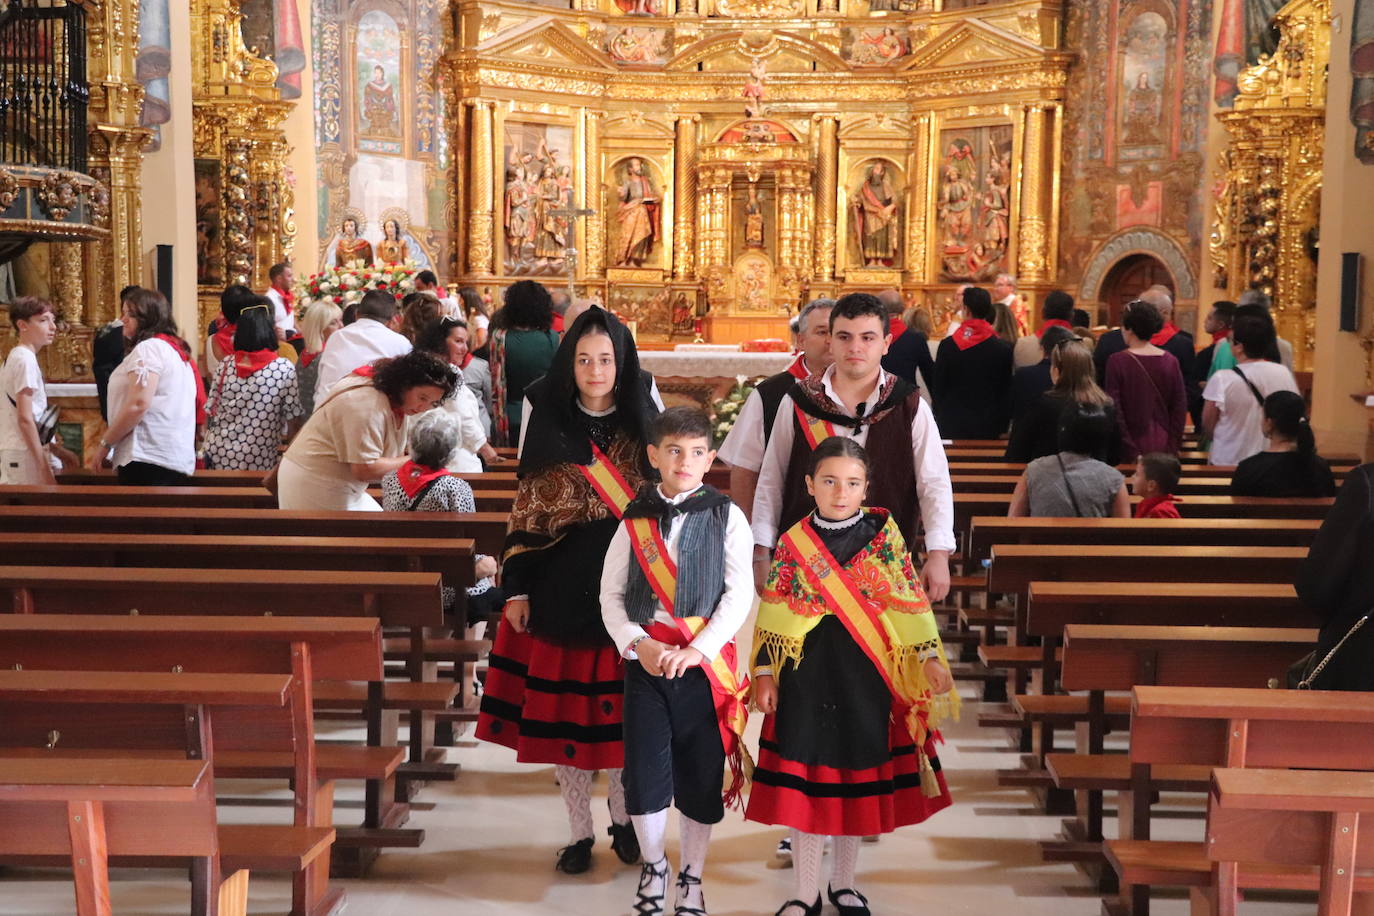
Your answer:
[1079,228,1197,305]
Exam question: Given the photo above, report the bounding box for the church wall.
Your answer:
[1312,0,1374,458]
[283,1,320,269]
[312,0,452,276]
[1058,0,1213,328]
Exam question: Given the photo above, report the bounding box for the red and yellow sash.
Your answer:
[626,515,753,807]
[794,404,840,450]
[780,517,927,744]
[578,441,636,519]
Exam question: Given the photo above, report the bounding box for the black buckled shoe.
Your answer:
[633,856,670,916]
[608,822,642,865]
[554,837,593,874]
[827,885,871,916]
[774,897,821,916]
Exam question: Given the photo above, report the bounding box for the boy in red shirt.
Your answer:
[1132,452,1182,518]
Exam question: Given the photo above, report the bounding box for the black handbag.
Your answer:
[1284,614,1370,689]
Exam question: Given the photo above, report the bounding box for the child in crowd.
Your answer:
[1230,391,1337,498]
[1132,452,1183,518]
[381,410,501,625]
[0,296,74,484]
[600,406,754,916]
[748,437,958,916]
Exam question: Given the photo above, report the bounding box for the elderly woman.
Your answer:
[381,410,500,623]
[277,349,456,511]
[296,301,343,416]
[414,316,501,472]
[203,302,303,471]
[85,288,202,485]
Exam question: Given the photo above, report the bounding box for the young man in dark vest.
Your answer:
[717,297,835,522]
[750,292,955,603]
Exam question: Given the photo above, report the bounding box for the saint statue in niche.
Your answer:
[503,135,572,273]
[937,163,974,247]
[852,161,899,266]
[745,185,765,249]
[504,167,533,261]
[533,164,567,264]
[980,172,1010,251]
[376,218,409,265]
[613,157,660,267]
[742,57,766,119]
[335,217,374,268]
[363,64,399,137]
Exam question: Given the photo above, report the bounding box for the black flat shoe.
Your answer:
[554,837,593,874]
[774,896,821,916]
[609,822,641,865]
[827,885,871,916]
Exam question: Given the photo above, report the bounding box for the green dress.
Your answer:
[502,328,560,440]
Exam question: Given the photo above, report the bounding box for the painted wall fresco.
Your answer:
[313,0,450,275]
[1059,0,1213,301]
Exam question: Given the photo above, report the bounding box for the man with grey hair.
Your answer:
[548,288,571,333]
[718,297,835,522]
[992,273,1028,335]
[877,287,905,339]
[1235,289,1294,370]
[1093,284,1194,386]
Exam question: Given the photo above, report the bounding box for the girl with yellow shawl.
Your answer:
[746,437,959,916]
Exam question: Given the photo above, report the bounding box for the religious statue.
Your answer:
[504,136,572,272]
[852,161,899,266]
[851,27,909,65]
[335,217,373,268]
[504,166,533,261]
[363,65,399,137]
[613,157,660,267]
[608,27,668,63]
[739,262,769,311]
[533,164,567,264]
[615,0,661,13]
[980,173,1010,251]
[744,185,765,249]
[376,218,409,265]
[742,57,766,119]
[937,163,974,247]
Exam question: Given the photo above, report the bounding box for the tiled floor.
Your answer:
[1,694,1315,915]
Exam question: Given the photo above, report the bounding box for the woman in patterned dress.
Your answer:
[476,307,659,874]
[203,302,304,471]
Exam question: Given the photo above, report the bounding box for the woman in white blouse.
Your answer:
[85,289,200,485]
[414,316,502,473]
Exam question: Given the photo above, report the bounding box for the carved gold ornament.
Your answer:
[0,169,18,211]
[38,172,80,221]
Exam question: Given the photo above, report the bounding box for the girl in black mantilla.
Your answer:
[748,437,958,916]
[476,306,659,874]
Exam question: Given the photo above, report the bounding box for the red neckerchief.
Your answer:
[1211,329,1230,344]
[153,333,207,425]
[395,460,450,501]
[212,321,236,357]
[274,286,294,316]
[785,352,809,380]
[1037,318,1072,339]
[233,349,278,379]
[299,350,319,368]
[1135,494,1181,519]
[457,353,473,370]
[352,364,376,378]
[888,316,906,339]
[952,318,996,350]
[1151,323,1180,346]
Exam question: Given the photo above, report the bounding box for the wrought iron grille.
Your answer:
[0,0,88,173]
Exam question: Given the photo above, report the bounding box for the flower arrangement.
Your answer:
[297,259,418,310]
[710,376,759,443]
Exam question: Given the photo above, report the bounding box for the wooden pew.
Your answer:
[0,506,510,557]
[60,469,521,491]
[0,615,402,890]
[951,474,1331,496]
[1106,685,1374,916]
[943,461,1354,479]
[0,669,334,916]
[0,484,516,513]
[968,517,1322,563]
[1203,768,1374,915]
[1045,625,1317,859]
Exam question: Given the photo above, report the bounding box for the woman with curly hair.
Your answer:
[489,279,559,446]
[277,349,457,510]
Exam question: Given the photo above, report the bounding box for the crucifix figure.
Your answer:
[550,203,596,298]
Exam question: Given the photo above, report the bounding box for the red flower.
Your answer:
[334,296,343,304]
[377,281,388,288]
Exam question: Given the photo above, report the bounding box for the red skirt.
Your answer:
[744,715,951,836]
[476,622,626,770]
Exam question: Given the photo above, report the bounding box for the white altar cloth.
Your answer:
[638,350,795,380]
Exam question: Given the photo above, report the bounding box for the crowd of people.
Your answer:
[4,266,1374,915]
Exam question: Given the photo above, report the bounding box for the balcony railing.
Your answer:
[0,0,88,173]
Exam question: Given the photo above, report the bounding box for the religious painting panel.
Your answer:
[355,9,404,154]
[606,156,667,271]
[503,121,576,276]
[730,251,775,314]
[840,27,912,67]
[606,284,675,340]
[606,26,672,64]
[611,0,665,17]
[1118,7,1171,162]
[845,157,905,273]
[933,125,1012,283]
[194,159,224,287]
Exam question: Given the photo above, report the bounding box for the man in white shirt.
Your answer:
[263,263,297,340]
[1202,309,1299,465]
[415,270,460,318]
[314,288,412,404]
[992,273,1029,335]
[717,297,834,522]
[751,292,954,602]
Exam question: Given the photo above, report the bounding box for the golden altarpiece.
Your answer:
[1209,0,1329,373]
[445,0,1070,344]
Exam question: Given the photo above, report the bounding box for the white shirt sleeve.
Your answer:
[599,522,648,658]
[688,504,755,662]
[716,388,766,472]
[649,378,665,411]
[267,290,291,333]
[911,398,956,554]
[1202,372,1227,407]
[750,393,797,548]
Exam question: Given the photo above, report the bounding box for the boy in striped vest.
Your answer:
[600,406,755,916]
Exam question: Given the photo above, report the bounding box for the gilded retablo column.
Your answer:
[813,116,838,283]
[1016,103,1049,282]
[584,110,605,279]
[673,116,698,281]
[468,101,495,276]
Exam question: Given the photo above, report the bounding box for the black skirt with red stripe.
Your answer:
[476,623,626,770]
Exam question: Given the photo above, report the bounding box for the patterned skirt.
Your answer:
[745,716,951,837]
[476,622,626,770]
